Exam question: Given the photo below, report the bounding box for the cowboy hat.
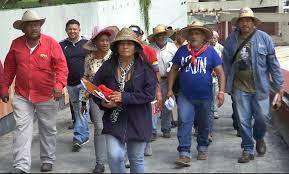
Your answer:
[83,26,119,51]
[231,7,261,26]
[13,10,46,30]
[147,24,175,42]
[180,21,213,40]
[110,27,142,49]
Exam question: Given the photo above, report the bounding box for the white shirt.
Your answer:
[150,42,177,77]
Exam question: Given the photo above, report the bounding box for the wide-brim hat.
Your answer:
[231,7,261,26]
[13,10,46,30]
[83,26,119,51]
[147,24,175,42]
[110,27,142,49]
[180,21,213,40]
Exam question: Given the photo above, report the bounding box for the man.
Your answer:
[129,25,162,157]
[0,61,3,97]
[59,19,89,152]
[223,7,284,163]
[149,24,178,139]
[167,21,225,166]
[1,10,68,173]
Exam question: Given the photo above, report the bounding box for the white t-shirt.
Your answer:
[30,45,38,54]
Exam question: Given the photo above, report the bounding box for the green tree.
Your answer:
[139,0,151,35]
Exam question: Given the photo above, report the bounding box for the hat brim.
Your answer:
[13,18,46,30]
[83,26,119,51]
[180,26,213,40]
[147,30,175,43]
[231,16,261,26]
[110,37,142,50]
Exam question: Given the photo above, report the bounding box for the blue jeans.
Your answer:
[106,134,146,173]
[177,94,210,158]
[234,89,269,154]
[152,79,172,134]
[67,84,89,144]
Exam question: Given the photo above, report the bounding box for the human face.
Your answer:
[238,17,255,36]
[154,32,167,48]
[187,29,206,49]
[210,35,218,46]
[117,40,135,58]
[23,21,41,40]
[93,34,110,53]
[65,24,80,41]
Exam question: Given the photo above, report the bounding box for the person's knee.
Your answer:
[107,149,124,163]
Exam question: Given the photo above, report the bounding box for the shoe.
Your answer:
[193,128,198,137]
[208,134,213,143]
[197,151,208,160]
[236,129,241,137]
[256,139,266,156]
[162,132,171,138]
[238,151,255,163]
[80,138,89,146]
[40,163,53,172]
[125,158,130,168]
[175,155,191,167]
[11,168,26,174]
[72,142,81,152]
[171,121,178,128]
[213,112,219,119]
[68,122,74,129]
[144,143,152,156]
[93,163,105,174]
[150,133,157,142]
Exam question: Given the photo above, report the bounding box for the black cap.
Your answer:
[129,25,144,36]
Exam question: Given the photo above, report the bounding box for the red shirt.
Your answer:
[3,34,68,103]
[142,44,159,72]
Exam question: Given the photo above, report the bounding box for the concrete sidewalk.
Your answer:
[0,95,289,173]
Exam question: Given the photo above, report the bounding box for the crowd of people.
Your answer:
[0,6,284,173]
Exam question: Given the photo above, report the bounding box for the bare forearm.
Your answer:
[167,65,179,92]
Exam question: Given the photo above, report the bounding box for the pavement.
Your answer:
[1,94,289,173]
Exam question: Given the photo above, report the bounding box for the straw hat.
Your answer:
[110,27,142,49]
[180,21,213,40]
[147,24,175,42]
[13,10,46,30]
[231,7,261,26]
[83,26,119,51]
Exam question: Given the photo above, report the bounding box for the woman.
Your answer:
[81,25,119,174]
[92,28,157,173]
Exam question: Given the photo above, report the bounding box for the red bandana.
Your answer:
[187,44,209,65]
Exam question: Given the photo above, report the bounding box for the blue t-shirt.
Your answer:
[172,45,222,100]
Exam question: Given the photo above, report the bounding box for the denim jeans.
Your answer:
[106,134,146,173]
[152,79,172,134]
[67,84,89,144]
[233,89,270,154]
[89,98,106,165]
[177,94,210,158]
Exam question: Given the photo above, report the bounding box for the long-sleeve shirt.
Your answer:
[3,34,68,103]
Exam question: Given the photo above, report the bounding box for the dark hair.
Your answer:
[65,19,80,28]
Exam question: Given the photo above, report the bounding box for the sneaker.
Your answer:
[197,151,208,160]
[171,121,178,128]
[93,163,105,174]
[238,151,255,163]
[150,133,157,142]
[144,143,152,156]
[40,163,53,172]
[125,158,130,168]
[175,155,191,167]
[68,122,74,130]
[236,129,241,137]
[208,134,213,143]
[213,112,219,119]
[11,168,26,174]
[256,139,266,156]
[72,142,81,152]
[162,132,171,138]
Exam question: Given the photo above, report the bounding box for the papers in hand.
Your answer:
[151,100,162,116]
[80,78,110,102]
[271,93,280,111]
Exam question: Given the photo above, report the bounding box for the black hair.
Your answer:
[65,19,80,28]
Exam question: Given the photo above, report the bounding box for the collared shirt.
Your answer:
[3,34,68,103]
[150,41,177,77]
[59,36,88,86]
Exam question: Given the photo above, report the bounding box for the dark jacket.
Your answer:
[92,57,157,143]
[59,37,88,86]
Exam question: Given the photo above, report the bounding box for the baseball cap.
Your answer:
[129,25,144,36]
